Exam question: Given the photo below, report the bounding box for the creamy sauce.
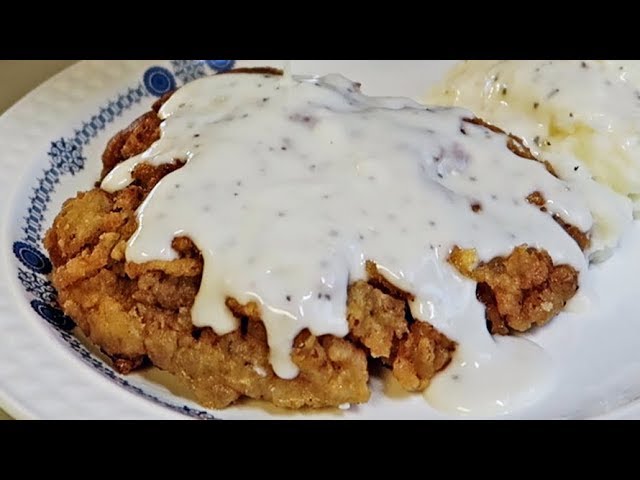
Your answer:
[426,336,554,416]
[101,71,592,415]
[429,60,637,260]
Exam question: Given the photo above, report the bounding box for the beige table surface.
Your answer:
[0,60,78,420]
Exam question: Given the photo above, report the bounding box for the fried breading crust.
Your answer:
[43,69,583,409]
[449,246,579,335]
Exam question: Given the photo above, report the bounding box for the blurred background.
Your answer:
[0,61,76,112]
[0,60,77,419]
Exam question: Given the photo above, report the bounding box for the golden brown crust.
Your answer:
[391,322,456,392]
[100,112,162,180]
[449,245,579,334]
[43,67,584,409]
[347,280,408,359]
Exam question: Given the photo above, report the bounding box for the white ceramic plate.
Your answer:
[2,60,640,419]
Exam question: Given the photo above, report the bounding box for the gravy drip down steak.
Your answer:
[45,67,592,414]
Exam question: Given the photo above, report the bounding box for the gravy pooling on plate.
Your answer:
[101,70,592,414]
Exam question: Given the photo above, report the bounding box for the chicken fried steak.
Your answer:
[44,68,588,410]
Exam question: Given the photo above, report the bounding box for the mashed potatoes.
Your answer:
[429,60,637,259]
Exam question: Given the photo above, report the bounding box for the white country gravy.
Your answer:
[429,60,640,260]
[101,71,592,415]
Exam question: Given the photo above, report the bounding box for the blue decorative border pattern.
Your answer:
[144,67,177,97]
[11,61,236,420]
